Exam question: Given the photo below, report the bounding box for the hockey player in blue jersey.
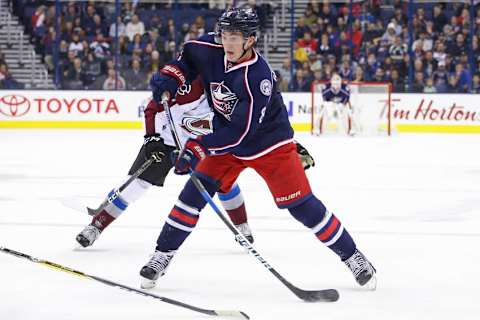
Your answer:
[319,74,355,135]
[140,8,376,290]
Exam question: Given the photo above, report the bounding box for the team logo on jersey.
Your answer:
[210,81,238,121]
[181,113,214,136]
[177,84,191,96]
[260,79,272,96]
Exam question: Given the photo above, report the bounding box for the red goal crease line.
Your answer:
[0,120,143,129]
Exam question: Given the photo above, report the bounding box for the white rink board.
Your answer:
[1,90,480,133]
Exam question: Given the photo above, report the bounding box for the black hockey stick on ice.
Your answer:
[86,157,155,216]
[86,96,157,216]
[0,246,249,319]
[161,96,339,303]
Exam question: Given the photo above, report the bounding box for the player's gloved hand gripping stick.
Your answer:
[160,93,339,303]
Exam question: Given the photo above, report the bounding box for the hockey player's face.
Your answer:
[221,31,248,62]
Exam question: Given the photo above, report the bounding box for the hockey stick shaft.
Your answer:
[87,157,155,216]
[161,97,339,302]
[0,246,249,319]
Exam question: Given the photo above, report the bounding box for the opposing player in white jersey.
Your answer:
[76,77,315,247]
[319,74,356,135]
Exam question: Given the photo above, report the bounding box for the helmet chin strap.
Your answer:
[229,39,252,64]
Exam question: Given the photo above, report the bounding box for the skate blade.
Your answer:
[363,274,377,291]
[140,278,157,289]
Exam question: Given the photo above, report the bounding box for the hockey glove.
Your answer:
[144,134,168,163]
[296,141,316,170]
[150,71,180,103]
[173,139,209,175]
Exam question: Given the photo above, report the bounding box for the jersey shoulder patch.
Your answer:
[260,79,272,96]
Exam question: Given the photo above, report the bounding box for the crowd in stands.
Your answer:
[7,1,480,93]
[9,0,269,90]
[289,0,480,93]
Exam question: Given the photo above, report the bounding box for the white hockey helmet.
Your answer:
[331,73,342,91]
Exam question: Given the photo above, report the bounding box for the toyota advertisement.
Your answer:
[0,90,150,129]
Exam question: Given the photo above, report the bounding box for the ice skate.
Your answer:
[344,249,377,290]
[235,222,254,243]
[140,250,175,289]
[76,225,101,248]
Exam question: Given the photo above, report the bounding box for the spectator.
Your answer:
[454,64,471,92]
[471,74,480,93]
[295,17,310,40]
[317,33,333,56]
[89,33,111,61]
[126,14,145,41]
[381,22,398,46]
[91,14,108,37]
[390,69,405,92]
[63,57,86,90]
[31,5,46,38]
[448,33,467,57]
[352,65,365,82]
[146,50,163,73]
[433,41,447,66]
[446,74,461,93]
[127,33,145,56]
[0,64,24,89]
[125,59,147,90]
[103,68,126,90]
[389,36,407,65]
[64,2,78,23]
[293,42,309,66]
[423,78,437,93]
[277,57,292,90]
[433,61,448,92]
[290,69,310,92]
[83,52,102,87]
[433,4,448,33]
[109,16,127,39]
[297,31,318,55]
[412,72,425,93]
[68,33,84,57]
[338,60,352,81]
[82,5,97,36]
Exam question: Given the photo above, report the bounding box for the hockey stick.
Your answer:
[161,96,339,303]
[86,157,155,216]
[0,246,249,319]
[86,96,157,216]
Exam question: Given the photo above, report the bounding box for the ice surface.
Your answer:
[1,130,479,320]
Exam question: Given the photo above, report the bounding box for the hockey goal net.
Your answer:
[311,81,392,136]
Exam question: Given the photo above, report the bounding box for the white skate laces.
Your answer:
[140,250,175,289]
[76,225,101,247]
[344,249,377,290]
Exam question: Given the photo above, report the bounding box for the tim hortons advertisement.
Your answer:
[282,93,480,133]
[0,90,150,129]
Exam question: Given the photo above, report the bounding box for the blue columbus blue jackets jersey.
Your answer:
[166,34,294,158]
[322,83,350,105]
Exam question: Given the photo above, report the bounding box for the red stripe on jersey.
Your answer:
[144,99,163,135]
[317,216,340,241]
[169,208,199,226]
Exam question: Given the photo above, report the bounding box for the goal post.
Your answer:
[311,81,392,136]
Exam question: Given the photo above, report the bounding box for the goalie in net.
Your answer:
[311,75,392,136]
[313,74,356,135]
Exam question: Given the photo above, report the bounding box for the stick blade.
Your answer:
[295,288,339,302]
[214,310,250,319]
